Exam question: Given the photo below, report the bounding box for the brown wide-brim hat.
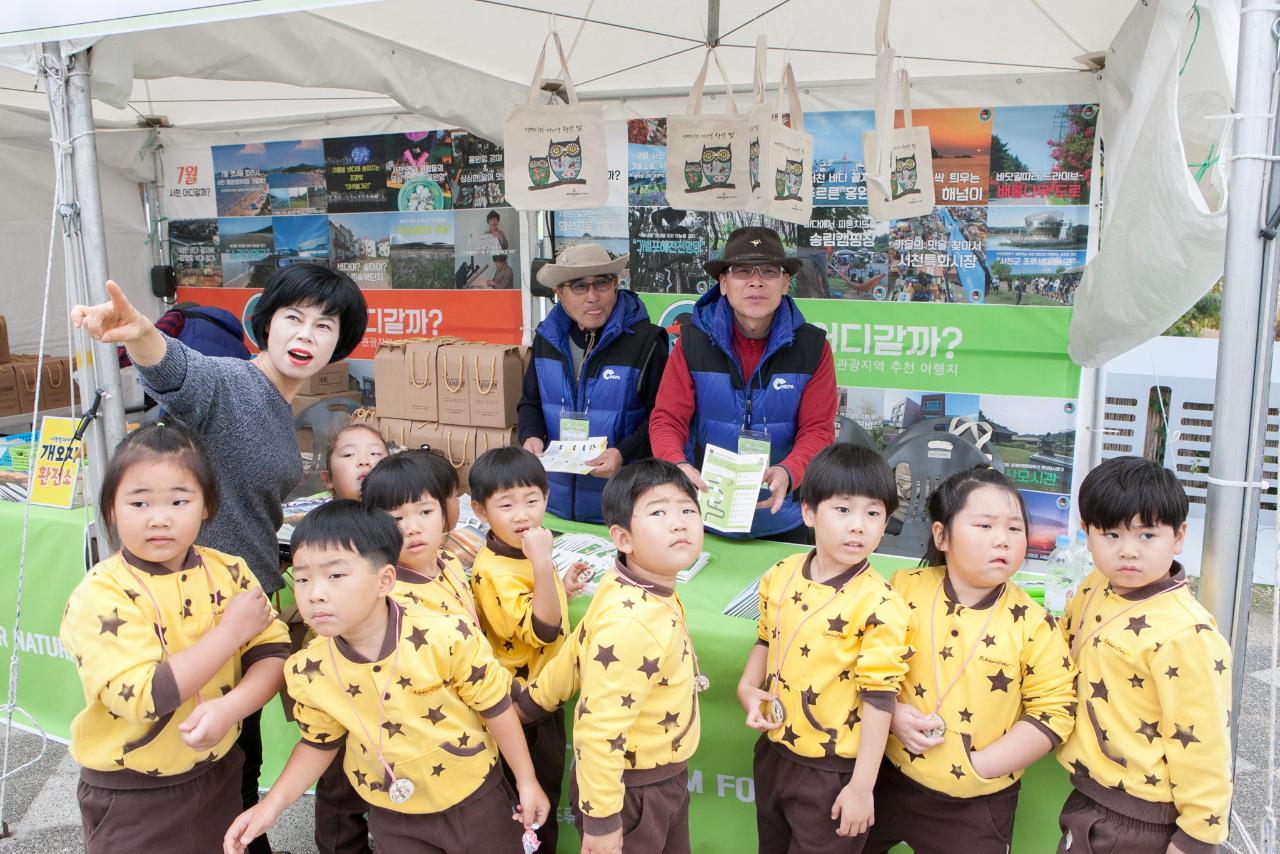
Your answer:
[703,226,803,278]
[537,243,629,287]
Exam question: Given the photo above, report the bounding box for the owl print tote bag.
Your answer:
[746,38,814,223]
[665,47,751,212]
[504,32,608,211]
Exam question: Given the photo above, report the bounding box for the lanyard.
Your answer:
[436,558,479,625]
[326,604,405,791]
[927,575,1004,715]
[1068,581,1186,661]
[613,570,708,693]
[766,556,864,692]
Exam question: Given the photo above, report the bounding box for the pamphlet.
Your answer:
[540,437,608,475]
[698,444,769,534]
[552,532,711,595]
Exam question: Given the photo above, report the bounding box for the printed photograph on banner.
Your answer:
[388,211,454,289]
[264,139,326,216]
[986,205,1088,306]
[212,142,269,217]
[169,219,221,288]
[627,207,710,295]
[797,208,890,300]
[805,110,873,206]
[628,118,667,206]
[385,130,454,211]
[324,135,388,213]
[451,133,506,209]
[887,206,988,304]
[978,395,1076,496]
[331,212,391,289]
[911,107,992,206]
[988,103,1098,205]
[1022,489,1071,557]
[272,215,330,266]
[454,208,520,291]
[218,216,273,287]
[553,207,629,240]
[707,212,798,254]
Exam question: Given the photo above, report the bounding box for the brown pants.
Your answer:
[366,770,522,854]
[569,767,691,854]
[502,708,565,853]
[77,747,243,854]
[314,750,371,854]
[1056,789,1177,854]
[865,759,1019,854]
[753,737,868,854]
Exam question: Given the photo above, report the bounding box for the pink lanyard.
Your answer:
[766,558,861,691]
[927,576,1004,715]
[326,605,405,788]
[1069,581,1186,661]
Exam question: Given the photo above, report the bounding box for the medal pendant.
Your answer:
[521,828,542,853]
[769,697,787,725]
[922,713,946,740]
[387,777,415,804]
[694,673,710,693]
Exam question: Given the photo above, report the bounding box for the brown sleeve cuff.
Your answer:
[1171,829,1218,854]
[754,638,769,648]
[242,642,291,670]
[513,683,554,724]
[479,694,512,719]
[860,690,896,714]
[151,661,180,717]
[581,810,623,835]
[1018,714,1063,746]
[301,735,344,752]
[531,613,563,645]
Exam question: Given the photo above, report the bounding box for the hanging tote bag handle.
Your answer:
[525,31,579,106]
[686,46,740,116]
[867,0,897,199]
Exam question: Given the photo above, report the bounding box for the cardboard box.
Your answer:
[290,390,363,416]
[0,365,19,417]
[374,342,411,420]
[468,343,523,429]
[12,355,73,413]
[407,420,446,453]
[436,343,472,426]
[0,316,9,364]
[298,360,348,396]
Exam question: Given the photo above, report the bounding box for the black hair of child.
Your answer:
[1078,455,1189,532]
[250,262,368,363]
[920,465,1029,568]
[99,422,219,534]
[362,448,459,514]
[291,499,402,569]
[324,423,387,475]
[468,446,547,507]
[600,459,698,529]
[795,442,899,516]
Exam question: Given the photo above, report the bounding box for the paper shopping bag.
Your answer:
[665,48,751,211]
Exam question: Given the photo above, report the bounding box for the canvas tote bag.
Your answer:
[665,47,751,211]
[504,32,608,210]
[746,37,815,223]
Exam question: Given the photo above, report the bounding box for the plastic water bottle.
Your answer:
[1072,529,1094,583]
[1043,535,1074,617]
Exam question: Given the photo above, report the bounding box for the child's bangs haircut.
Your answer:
[1078,455,1189,531]
[99,422,218,533]
[795,443,899,516]
[601,460,698,529]
[468,446,547,506]
[921,465,1028,567]
[250,262,368,362]
[291,499,402,569]
[362,449,459,513]
[324,423,387,472]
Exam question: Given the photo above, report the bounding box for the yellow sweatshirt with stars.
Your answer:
[470,532,568,684]
[392,551,478,622]
[1057,563,1232,854]
[518,561,699,835]
[885,567,1076,798]
[61,547,290,787]
[287,599,513,814]
[755,551,911,768]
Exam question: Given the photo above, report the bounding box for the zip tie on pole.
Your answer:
[1203,474,1272,489]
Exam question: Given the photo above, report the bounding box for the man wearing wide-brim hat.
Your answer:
[518,243,669,524]
[650,226,836,541]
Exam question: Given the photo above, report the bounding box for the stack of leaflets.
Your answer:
[723,577,763,621]
[551,532,711,595]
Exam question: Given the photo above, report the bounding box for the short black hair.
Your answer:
[250,262,368,363]
[487,210,501,223]
[601,459,698,529]
[468,446,547,507]
[921,466,1028,567]
[291,499,401,569]
[362,449,459,513]
[493,254,508,263]
[1079,456,1189,531]
[100,422,219,536]
[795,443,899,516]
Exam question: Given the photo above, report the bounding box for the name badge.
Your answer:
[738,428,771,457]
[560,410,589,441]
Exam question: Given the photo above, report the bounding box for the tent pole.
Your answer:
[706,0,720,46]
[1199,5,1280,745]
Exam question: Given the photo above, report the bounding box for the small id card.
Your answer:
[560,411,590,441]
[738,429,771,457]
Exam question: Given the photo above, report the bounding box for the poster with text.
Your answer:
[169,219,221,288]
[385,130,453,211]
[887,206,988,304]
[988,103,1098,206]
[388,211,455,289]
[985,205,1088,306]
[324,135,388,213]
[265,139,326,215]
[628,207,711,295]
[628,118,668,206]
[451,133,506,209]
[330,212,391,289]
[212,143,269,217]
[161,147,217,220]
[272,214,330,265]
[218,216,274,287]
[915,107,992,206]
[805,110,874,206]
[454,208,520,290]
[796,208,890,300]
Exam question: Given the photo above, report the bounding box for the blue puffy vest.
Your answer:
[178,307,251,360]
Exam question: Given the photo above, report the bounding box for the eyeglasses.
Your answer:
[726,264,785,281]
[559,276,618,296]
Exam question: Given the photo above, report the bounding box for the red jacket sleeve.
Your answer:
[779,342,837,488]
[648,340,696,465]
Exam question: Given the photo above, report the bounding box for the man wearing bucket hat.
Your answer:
[517,244,669,523]
[650,226,836,541]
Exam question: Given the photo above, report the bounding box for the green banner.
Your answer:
[639,293,1080,399]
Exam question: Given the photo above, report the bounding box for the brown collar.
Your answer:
[800,550,869,589]
[1116,561,1187,601]
[335,599,402,664]
[395,556,444,585]
[942,571,1005,611]
[121,546,201,576]
[485,530,525,560]
[613,556,675,597]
